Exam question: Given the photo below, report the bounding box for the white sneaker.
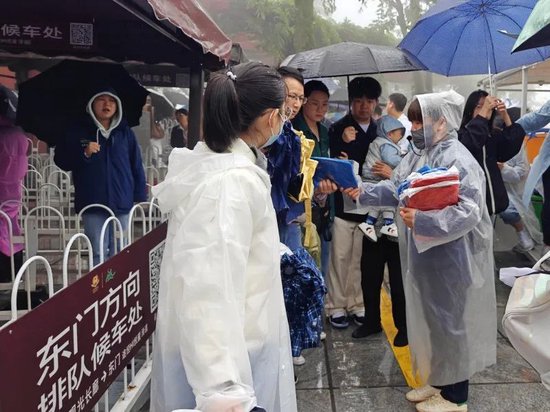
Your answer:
[380,222,398,238]
[406,385,441,402]
[416,393,467,412]
[320,331,326,341]
[293,355,306,366]
[358,222,377,242]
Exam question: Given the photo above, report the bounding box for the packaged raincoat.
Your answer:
[150,139,297,412]
[500,146,543,244]
[348,90,497,386]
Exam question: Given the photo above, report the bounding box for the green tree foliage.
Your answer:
[321,0,436,37]
[335,19,397,46]
[203,0,397,62]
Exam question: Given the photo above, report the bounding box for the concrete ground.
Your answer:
[138,219,550,411]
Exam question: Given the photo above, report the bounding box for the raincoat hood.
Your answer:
[377,115,405,139]
[86,89,123,138]
[152,139,270,214]
[415,90,464,149]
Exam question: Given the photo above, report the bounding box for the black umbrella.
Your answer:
[0,85,18,121]
[147,89,175,121]
[281,42,424,79]
[161,89,189,108]
[16,60,149,146]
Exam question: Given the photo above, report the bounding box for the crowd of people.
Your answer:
[2,60,550,412]
[146,62,550,412]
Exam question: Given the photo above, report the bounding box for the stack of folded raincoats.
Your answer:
[397,165,460,211]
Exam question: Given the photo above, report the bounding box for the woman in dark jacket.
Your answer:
[55,88,147,266]
[458,90,525,215]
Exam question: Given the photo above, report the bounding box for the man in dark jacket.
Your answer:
[458,90,525,215]
[170,106,188,148]
[325,77,380,329]
[54,88,147,266]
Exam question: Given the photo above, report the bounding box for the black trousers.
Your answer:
[0,250,23,282]
[360,236,406,333]
[542,167,550,245]
[434,380,469,404]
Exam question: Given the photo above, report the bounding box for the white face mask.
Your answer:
[260,110,286,149]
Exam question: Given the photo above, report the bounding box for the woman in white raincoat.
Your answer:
[150,62,297,412]
[498,146,543,251]
[343,90,496,412]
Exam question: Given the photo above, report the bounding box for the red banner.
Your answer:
[0,223,167,412]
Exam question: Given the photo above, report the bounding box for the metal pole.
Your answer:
[188,61,204,149]
[521,66,529,115]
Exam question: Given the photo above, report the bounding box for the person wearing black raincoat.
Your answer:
[458,90,525,215]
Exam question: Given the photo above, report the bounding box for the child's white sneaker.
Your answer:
[380,222,398,238]
[358,222,377,242]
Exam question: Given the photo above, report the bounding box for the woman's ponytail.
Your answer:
[203,71,241,153]
[203,62,285,152]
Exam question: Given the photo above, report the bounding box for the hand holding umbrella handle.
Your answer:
[84,142,101,158]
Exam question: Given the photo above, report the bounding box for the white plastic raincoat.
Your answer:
[150,139,297,412]
[500,146,543,244]
[350,91,497,386]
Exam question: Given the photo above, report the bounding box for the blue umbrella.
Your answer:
[398,0,550,76]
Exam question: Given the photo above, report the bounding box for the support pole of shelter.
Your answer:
[521,66,529,115]
[188,60,204,149]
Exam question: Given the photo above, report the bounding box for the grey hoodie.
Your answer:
[86,91,123,140]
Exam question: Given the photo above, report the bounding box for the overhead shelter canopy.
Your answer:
[479,60,550,87]
[0,0,232,69]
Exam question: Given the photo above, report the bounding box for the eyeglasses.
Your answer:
[287,93,307,104]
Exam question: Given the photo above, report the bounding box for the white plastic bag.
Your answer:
[502,249,550,390]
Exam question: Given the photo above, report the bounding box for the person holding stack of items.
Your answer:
[342,90,496,412]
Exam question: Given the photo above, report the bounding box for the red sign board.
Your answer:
[0,223,167,412]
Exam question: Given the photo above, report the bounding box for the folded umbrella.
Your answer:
[16,60,149,146]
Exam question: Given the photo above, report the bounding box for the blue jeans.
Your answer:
[278,221,302,252]
[82,210,129,267]
[499,201,521,225]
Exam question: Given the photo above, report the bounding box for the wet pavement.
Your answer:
[295,263,550,412]
[5,218,549,411]
[292,220,550,411]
